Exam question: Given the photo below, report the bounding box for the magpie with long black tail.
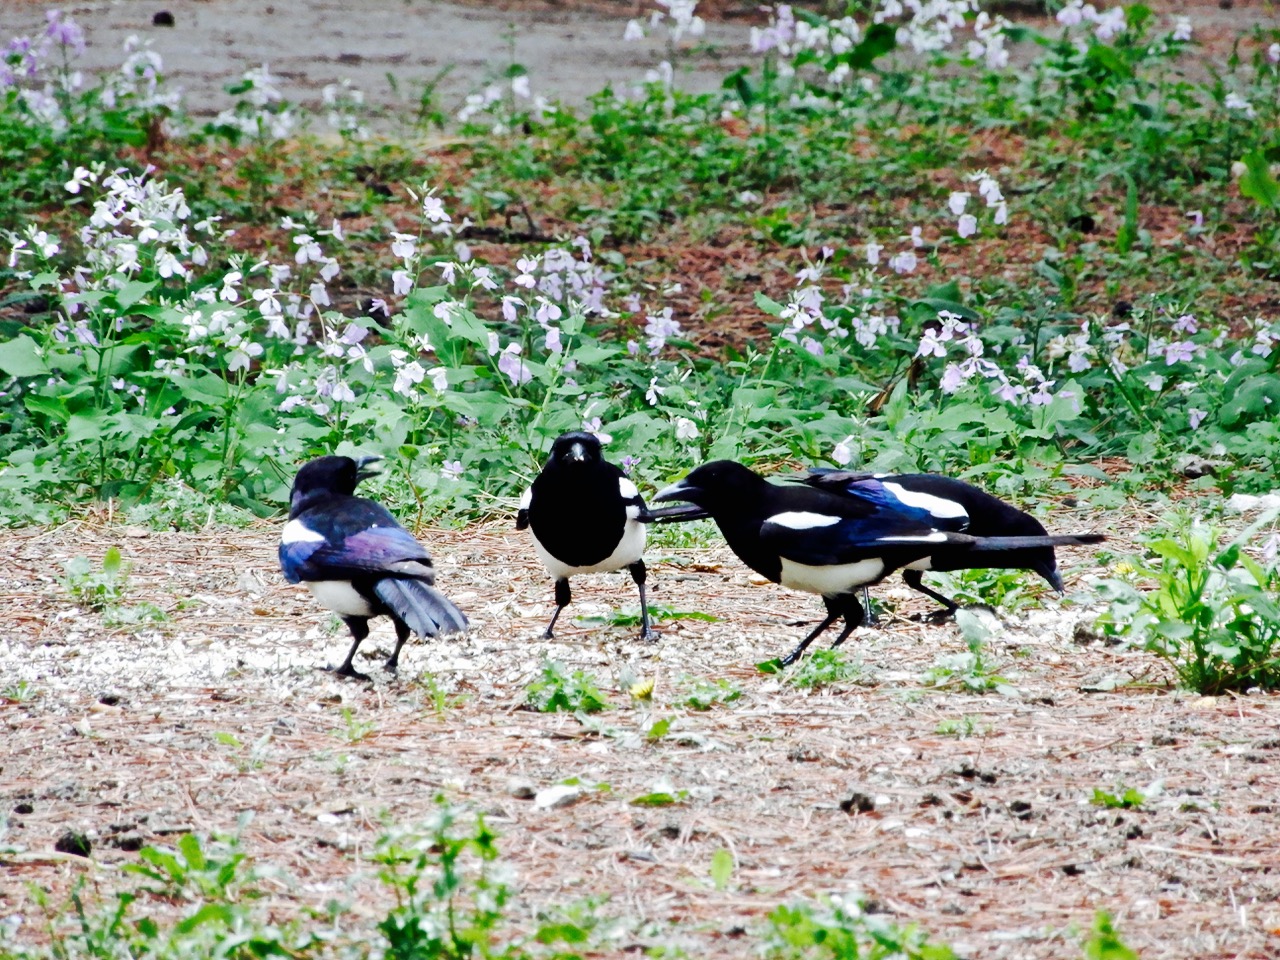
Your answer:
[804,470,1065,622]
[653,460,1104,666]
[280,455,468,680]
[518,432,690,641]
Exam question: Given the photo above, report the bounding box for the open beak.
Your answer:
[355,455,384,482]
[653,478,698,504]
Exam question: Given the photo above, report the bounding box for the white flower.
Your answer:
[865,241,883,266]
[957,214,978,239]
[831,436,855,465]
[390,232,417,260]
[390,361,424,396]
[948,191,969,215]
[624,19,645,41]
[428,367,448,391]
[1172,16,1191,42]
[392,269,413,296]
[674,417,700,441]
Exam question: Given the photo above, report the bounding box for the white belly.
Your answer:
[779,557,885,596]
[532,519,646,580]
[307,580,376,617]
[903,556,934,571]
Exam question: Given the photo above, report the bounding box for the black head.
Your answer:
[546,432,604,468]
[289,455,382,514]
[652,460,767,510]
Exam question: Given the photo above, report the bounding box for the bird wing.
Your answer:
[280,498,435,583]
[760,509,957,566]
[802,470,970,531]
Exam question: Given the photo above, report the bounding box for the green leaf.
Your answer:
[0,335,50,377]
[629,791,685,807]
[709,848,733,890]
[114,280,159,312]
[1238,152,1280,211]
[646,717,672,741]
[101,547,123,578]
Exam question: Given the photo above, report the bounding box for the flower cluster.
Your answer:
[624,0,706,45]
[214,64,295,140]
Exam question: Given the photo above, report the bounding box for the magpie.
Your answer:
[653,460,1104,666]
[804,470,1066,621]
[280,455,468,680]
[518,431,687,641]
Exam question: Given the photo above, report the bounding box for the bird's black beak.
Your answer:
[653,478,698,504]
[1044,569,1065,594]
[355,455,384,483]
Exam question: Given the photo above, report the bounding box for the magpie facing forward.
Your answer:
[653,460,1103,666]
[280,455,468,680]
[518,432,678,641]
[804,470,1065,621]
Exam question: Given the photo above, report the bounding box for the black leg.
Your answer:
[780,599,843,667]
[543,578,571,639]
[861,586,879,627]
[385,618,411,674]
[629,560,656,642]
[903,570,959,622]
[332,617,373,681]
[827,593,866,652]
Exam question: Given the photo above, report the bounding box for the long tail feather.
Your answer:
[970,533,1104,550]
[373,579,469,637]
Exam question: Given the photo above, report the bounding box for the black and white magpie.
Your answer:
[518,431,677,641]
[804,470,1065,621]
[280,455,468,680]
[653,460,1103,666]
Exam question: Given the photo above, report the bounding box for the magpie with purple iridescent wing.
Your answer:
[280,455,467,680]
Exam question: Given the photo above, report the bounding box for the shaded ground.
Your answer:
[3,519,1279,957]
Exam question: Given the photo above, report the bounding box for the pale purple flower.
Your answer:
[1224,93,1256,119]
[957,215,978,239]
[1094,7,1126,41]
[917,329,948,358]
[1143,373,1165,392]
[1172,17,1192,42]
[889,251,918,274]
[619,455,639,475]
[497,343,532,385]
[831,436,854,466]
[515,257,538,288]
[910,226,924,248]
[390,232,417,260]
[441,459,463,481]
[534,298,562,325]
[501,297,522,322]
[486,331,500,356]
[948,192,969,215]
[1269,43,1280,64]
[544,326,562,354]
[64,166,95,194]
[1188,408,1207,429]
[309,281,330,307]
[392,269,413,296]
[940,362,968,394]
[1172,314,1198,335]
[294,234,323,264]
[394,361,426,396]
[801,336,824,357]
[1262,532,1279,565]
[583,417,612,444]
[865,241,883,266]
[422,195,450,223]
[1187,210,1204,230]
[1164,341,1196,365]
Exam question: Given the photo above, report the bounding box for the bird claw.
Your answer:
[324,664,372,682]
[638,628,658,643]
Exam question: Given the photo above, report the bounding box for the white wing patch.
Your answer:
[769,511,842,531]
[282,519,326,544]
[518,487,532,510]
[882,483,968,521]
[618,477,640,501]
[878,532,949,543]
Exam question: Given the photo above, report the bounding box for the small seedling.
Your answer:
[1091,786,1146,810]
[1,680,38,703]
[525,659,611,713]
[681,676,743,710]
[64,547,128,611]
[332,707,375,743]
[935,715,988,738]
[786,649,860,690]
[709,848,734,891]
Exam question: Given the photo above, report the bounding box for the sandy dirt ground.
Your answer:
[0,1,1275,124]
[2,519,1278,957]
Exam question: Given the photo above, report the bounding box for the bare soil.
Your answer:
[3,518,1279,957]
